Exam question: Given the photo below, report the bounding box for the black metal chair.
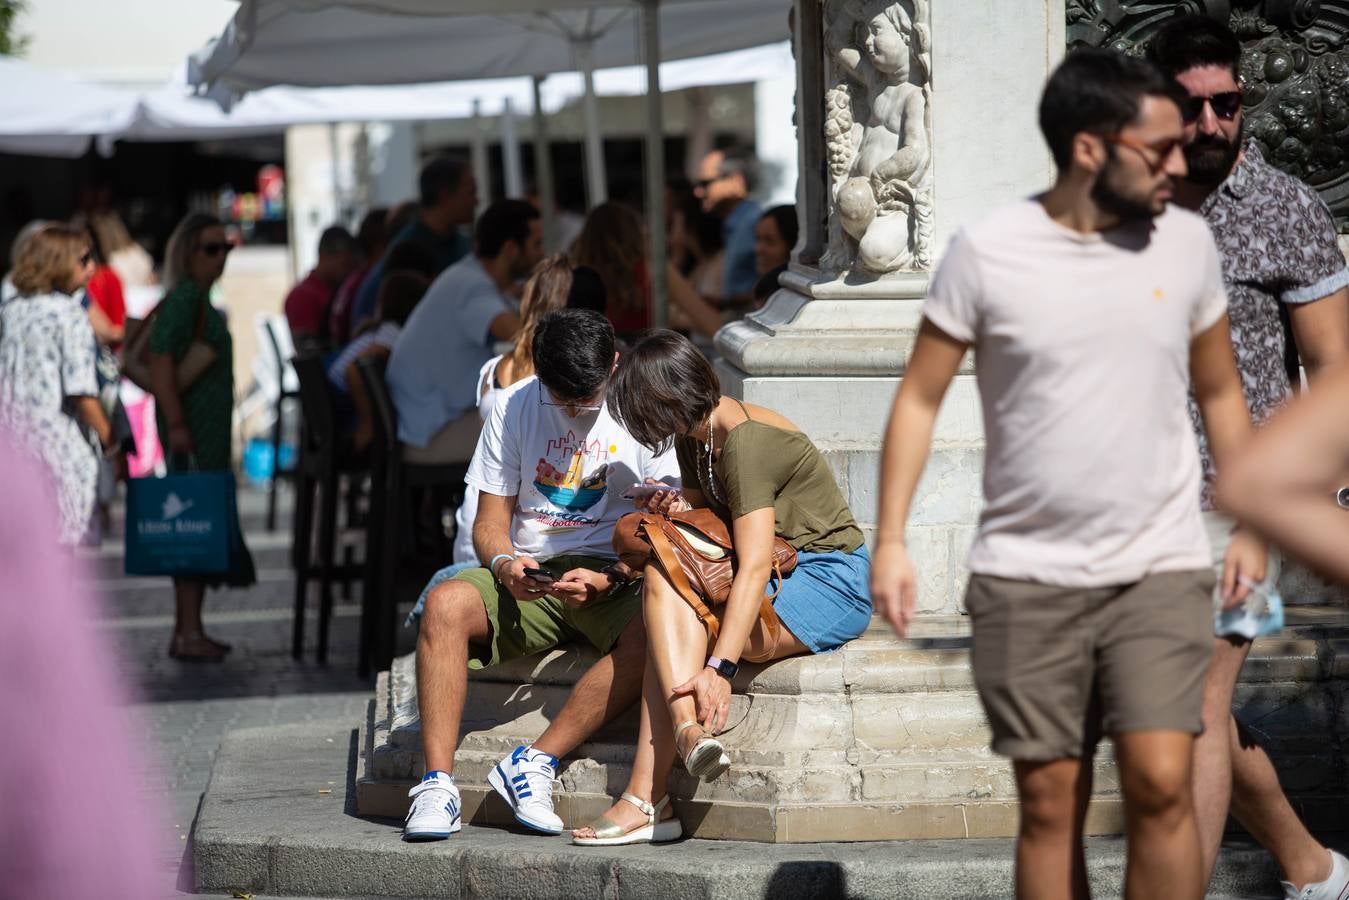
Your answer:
[263,316,300,532]
[355,356,469,676]
[290,354,367,664]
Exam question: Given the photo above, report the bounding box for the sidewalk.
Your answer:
[92,480,388,896]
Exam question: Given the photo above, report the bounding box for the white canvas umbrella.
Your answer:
[189,0,795,326]
[0,55,136,157]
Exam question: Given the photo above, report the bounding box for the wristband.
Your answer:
[488,553,516,581]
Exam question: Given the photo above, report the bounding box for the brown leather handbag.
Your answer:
[612,508,797,663]
[121,295,216,393]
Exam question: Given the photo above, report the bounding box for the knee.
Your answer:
[1122,756,1192,822]
[420,582,476,641]
[1019,780,1079,838]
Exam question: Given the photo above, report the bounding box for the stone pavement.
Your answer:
[91,481,395,897]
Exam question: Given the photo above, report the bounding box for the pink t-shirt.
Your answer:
[924,200,1228,587]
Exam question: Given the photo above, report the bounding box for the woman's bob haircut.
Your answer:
[607,329,720,455]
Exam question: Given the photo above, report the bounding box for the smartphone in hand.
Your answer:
[622,483,670,501]
[523,567,556,585]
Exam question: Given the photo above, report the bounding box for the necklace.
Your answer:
[704,418,725,504]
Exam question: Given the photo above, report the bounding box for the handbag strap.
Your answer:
[643,514,786,657]
[643,517,722,639]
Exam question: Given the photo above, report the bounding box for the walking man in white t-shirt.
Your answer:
[404,309,678,842]
[872,50,1262,899]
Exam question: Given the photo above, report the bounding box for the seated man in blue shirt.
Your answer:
[694,146,762,306]
[386,199,542,464]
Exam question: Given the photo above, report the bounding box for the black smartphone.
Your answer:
[523,567,556,585]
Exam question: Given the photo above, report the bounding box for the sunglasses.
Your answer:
[1103,133,1182,174]
[1180,91,1242,124]
[197,242,233,257]
[79,251,94,267]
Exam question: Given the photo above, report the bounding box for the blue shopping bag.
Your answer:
[124,470,237,575]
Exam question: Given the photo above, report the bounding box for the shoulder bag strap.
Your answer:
[191,292,209,343]
[642,517,722,640]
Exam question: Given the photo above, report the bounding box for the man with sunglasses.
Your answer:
[872,49,1261,899]
[694,146,762,306]
[1149,17,1349,899]
[404,309,679,842]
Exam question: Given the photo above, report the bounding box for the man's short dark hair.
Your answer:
[418,155,469,207]
[318,225,355,256]
[475,199,540,259]
[717,145,759,194]
[1039,48,1182,170]
[532,309,614,401]
[1146,15,1242,81]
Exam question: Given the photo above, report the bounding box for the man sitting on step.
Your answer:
[404,309,679,841]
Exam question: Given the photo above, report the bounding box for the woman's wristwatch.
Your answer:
[707,655,739,679]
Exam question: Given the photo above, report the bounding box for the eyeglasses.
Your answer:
[539,387,603,415]
[693,173,727,191]
[1102,133,1182,174]
[1179,91,1242,124]
[79,252,94,267]
[197,242,233,257]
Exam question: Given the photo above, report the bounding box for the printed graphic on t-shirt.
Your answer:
[531,430,616,519]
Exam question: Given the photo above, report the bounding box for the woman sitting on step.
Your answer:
[570,330,873,845]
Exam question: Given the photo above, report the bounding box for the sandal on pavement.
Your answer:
[675,720,730,782]
[571,793,682,846]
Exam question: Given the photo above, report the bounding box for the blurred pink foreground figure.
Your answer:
[0,429,161,896]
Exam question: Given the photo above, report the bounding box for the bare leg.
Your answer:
[574,566,811,837]
[1013,758,1093,900]
[1116,730,1202,900]
[1192,636,1249,884]
[172,576,206,637]
[1229,715,1331,889]
[416,581,491,774]
[531,613,646,759]
[571,653,678,837]
[170,577,227,657]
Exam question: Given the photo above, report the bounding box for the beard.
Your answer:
[1091,161,1161,222]
[1183,120,1243,186]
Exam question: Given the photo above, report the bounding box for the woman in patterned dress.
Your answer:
[0,224,114,545]
[148,213,255,661]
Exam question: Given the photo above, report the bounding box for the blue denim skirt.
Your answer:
[770,545,873,653]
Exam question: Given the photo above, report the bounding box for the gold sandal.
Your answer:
[675,720,731,782]
[571,793,682,846]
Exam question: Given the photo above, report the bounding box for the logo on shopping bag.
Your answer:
[161,493,195,520]
[137,491,214,537]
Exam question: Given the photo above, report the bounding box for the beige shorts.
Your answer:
[966,569,1214,761]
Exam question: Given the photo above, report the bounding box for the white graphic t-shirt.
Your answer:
[466,376,680,559]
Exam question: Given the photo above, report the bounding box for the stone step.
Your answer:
[197,718,1330,898]
[356,608,1349,840]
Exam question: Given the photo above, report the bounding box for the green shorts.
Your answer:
[453,554,643,669]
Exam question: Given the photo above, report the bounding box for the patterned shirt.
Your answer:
[1191,142,1349,509]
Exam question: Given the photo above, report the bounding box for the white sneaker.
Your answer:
[1283,849,1349,900]
[403,771,461,841]
[487,745,564,834]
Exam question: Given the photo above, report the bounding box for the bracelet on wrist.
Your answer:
[488,553,516,581]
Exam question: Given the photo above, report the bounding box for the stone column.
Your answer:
[718,0,1066,615]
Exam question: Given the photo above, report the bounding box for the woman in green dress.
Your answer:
[148,213,256,661]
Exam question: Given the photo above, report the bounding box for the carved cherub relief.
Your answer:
[823,0,934,275]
